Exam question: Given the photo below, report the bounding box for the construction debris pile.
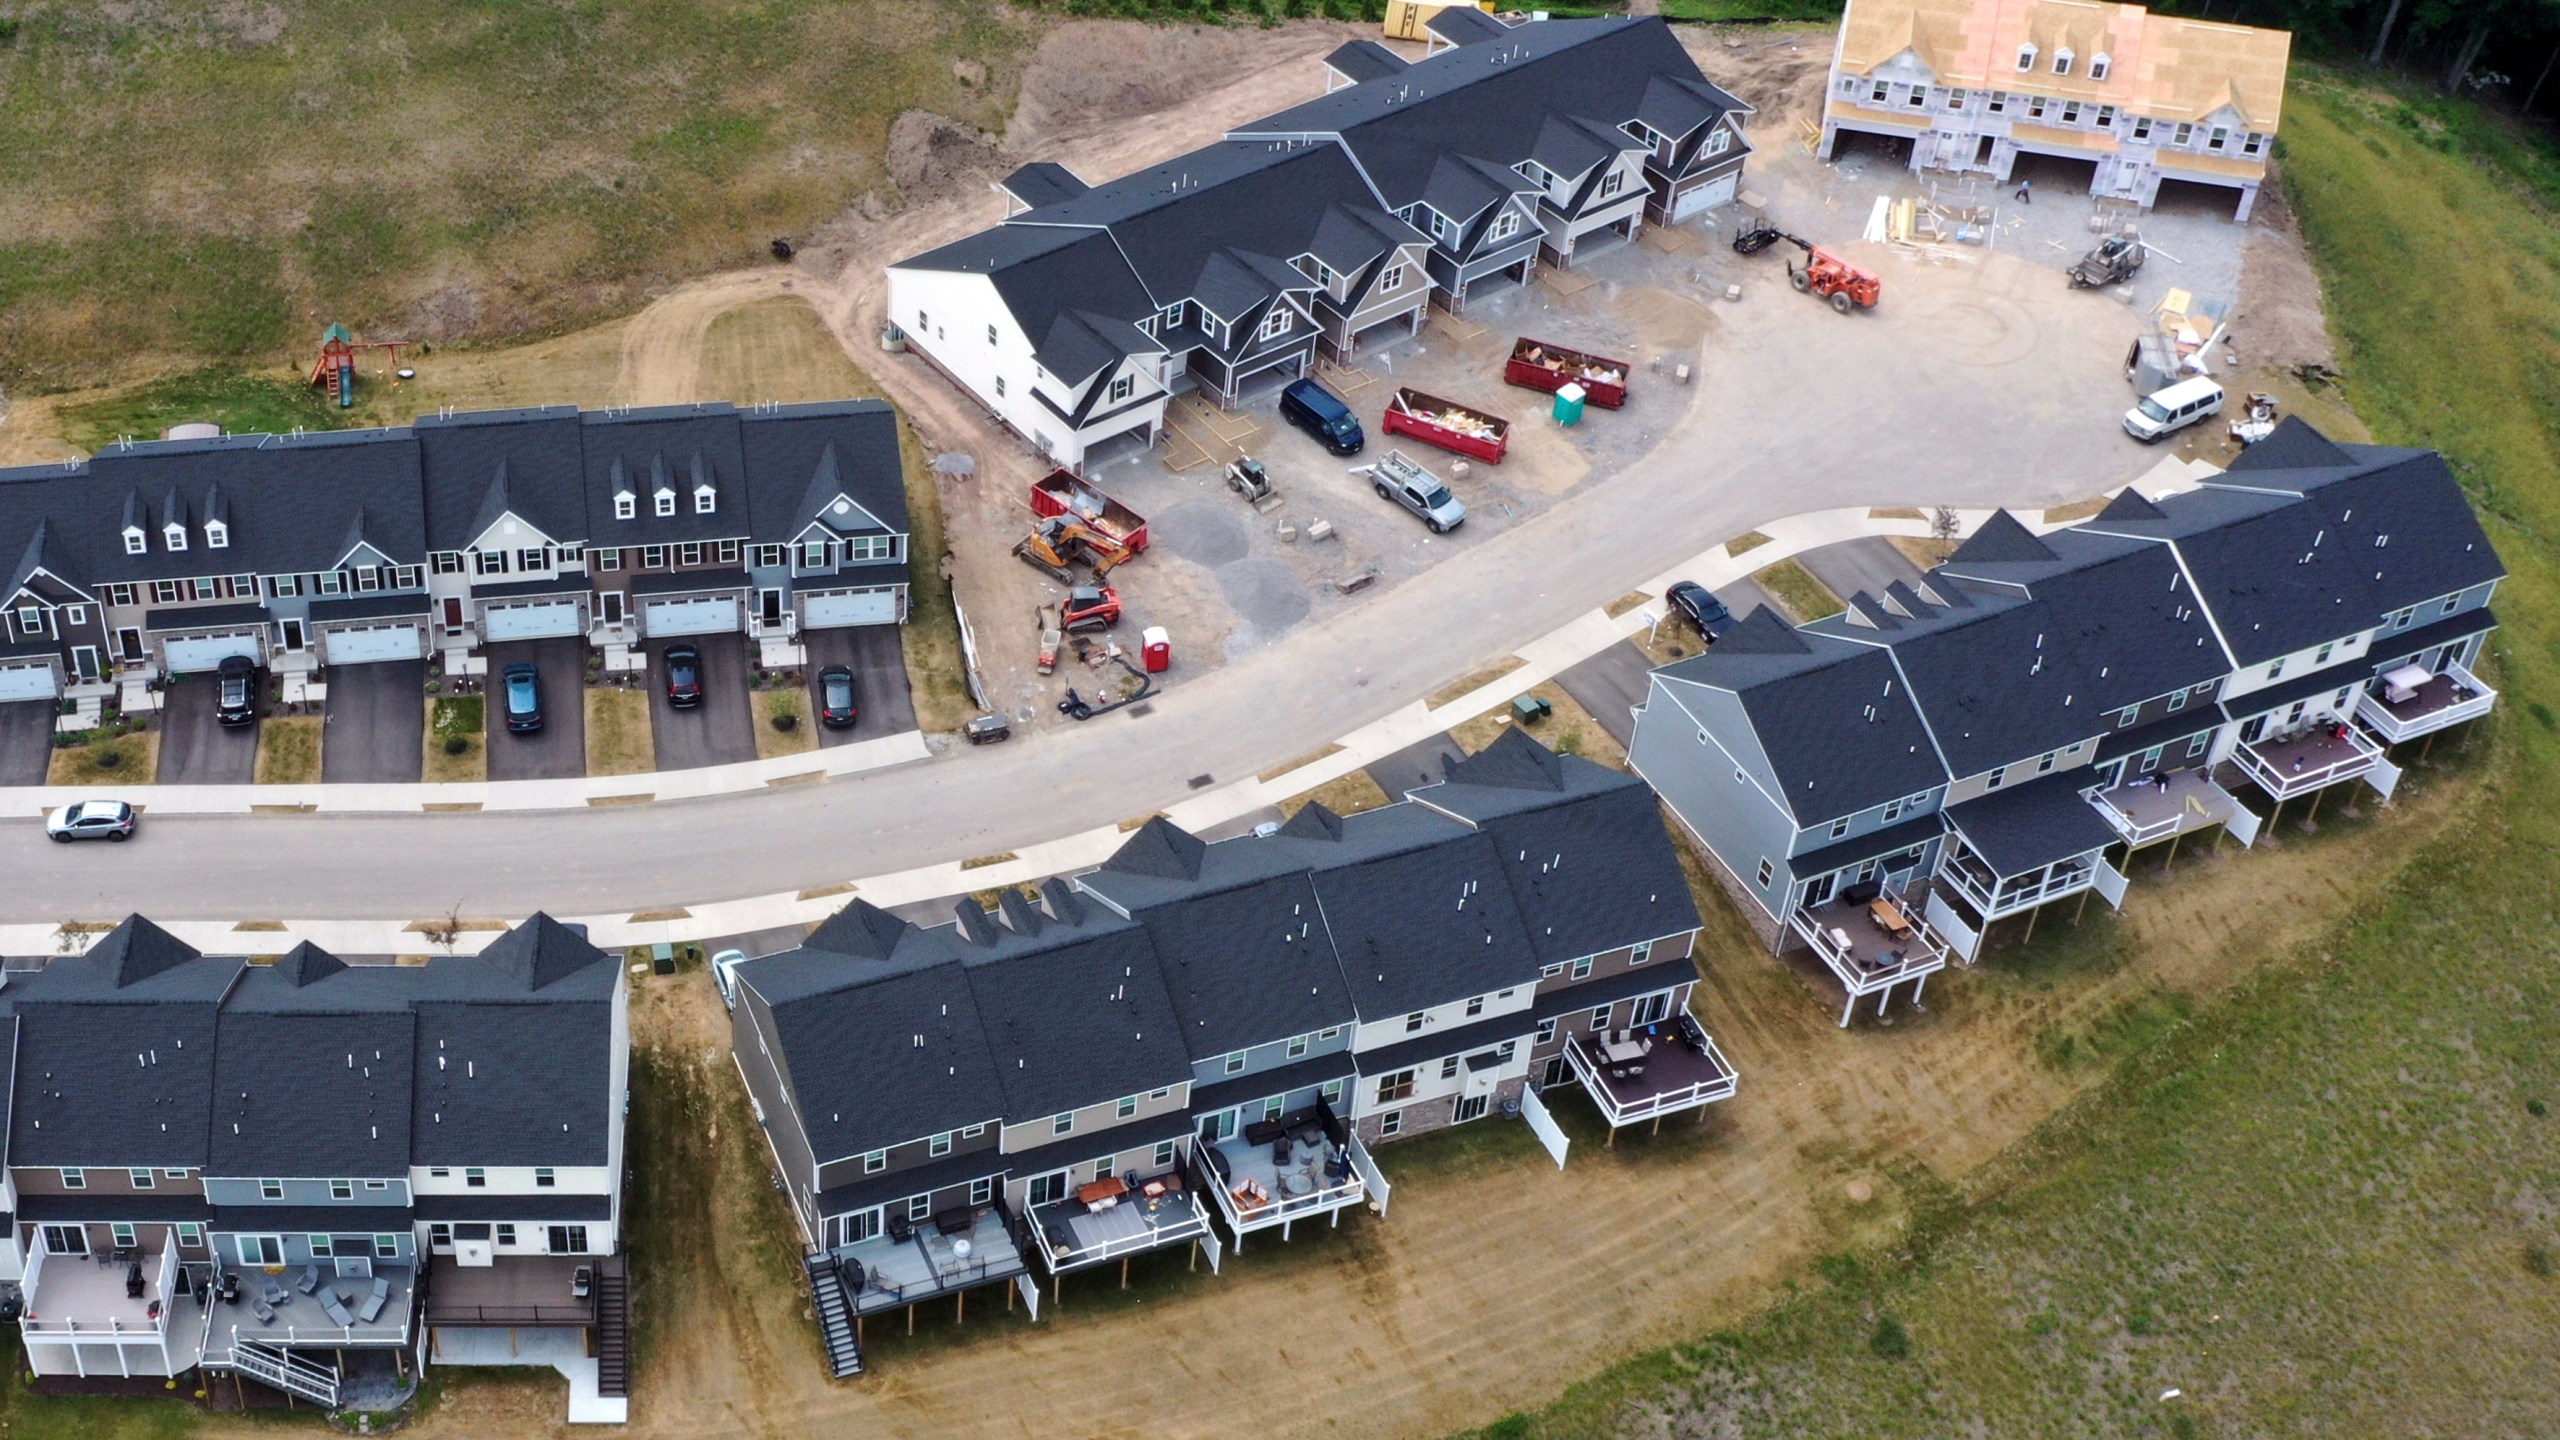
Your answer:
[1397,396,1501,441]
[1513,344,1624,389]
[2125,287,2234,393]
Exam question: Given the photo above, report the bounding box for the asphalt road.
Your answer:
[648,635,756,772]
[2,248,2154,922]
[801,625,916,746]
[155,675,257,786]
[0,702,51,786]
[483,639,587,781]
[322,661,425,784]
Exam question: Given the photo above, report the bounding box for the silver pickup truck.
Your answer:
[1360,449,1467,534]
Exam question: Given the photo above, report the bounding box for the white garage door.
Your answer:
[324,624,426,665]
[800,588,901,628]
[0,662,57,701]
[1673,173,1738,221]
[163,633,264,673]
[483,600,583,641]
[643,595,740,637]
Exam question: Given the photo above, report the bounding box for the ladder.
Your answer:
[594,1254,631,1398]
[226,1338,341,1408]
[802,1254,864,1378]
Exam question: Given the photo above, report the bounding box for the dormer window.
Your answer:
[654,489,676,518]
[2053,48,2073,76]
[2016,44,2036,71]
[164,523,187,553]
[2090,53,2111,80]
[205,520,229,550]
[123,527,147,556]
[615,492,635,520]
[694,483,716,515]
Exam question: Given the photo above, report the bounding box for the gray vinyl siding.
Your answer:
[1188,1027,1353,1092]
[1629,678,1802,918]
[204,1177,411,1206]
[1787,787,1941,862]
[730,987,823,1212]
[814,1125,1001,1199]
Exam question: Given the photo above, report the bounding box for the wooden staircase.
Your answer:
[594,1254,631,1398]
[803,1253,864,1378]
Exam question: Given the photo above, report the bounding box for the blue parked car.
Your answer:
[503,663,544,734]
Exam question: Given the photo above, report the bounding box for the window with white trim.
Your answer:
[615,492,636,520]
[1111,374,1134,403]
[1260,306,1292,341]
[2090,53,2111,80]
[863,1150,887,1174]
[2016,44,2037,71]
[655,489,677,518]
[1756,858,1774,887]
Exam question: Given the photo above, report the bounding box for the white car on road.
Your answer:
[47,800,137,843]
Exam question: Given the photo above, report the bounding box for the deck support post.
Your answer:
[2421,731,2438,764]
[1606,1124,1617,1149]
[2024,905,2041,944]
[1122,1257,1132,1289]
[1006,1283,1014,1314]
[1912,971,1928,1010]
[2164,832,2182,871]
[1839,990,1856,1028]
[2073,890,2090,926]
[1053,1273,1061,1307]
[2306,787,2326,826]
[905,1303,914,1338]
[857,1315,864,1346]
[1652,1114,1664,1137]
[2268,797,2286,832]
[956,1290,964,1326]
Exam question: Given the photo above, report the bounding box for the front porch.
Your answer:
[1026,1169,1213,1280]
[1788,887,1948,1027]
[2357,662,2497,745]
[827,1207,1027,1321]
[1561,1014,1736,1139]
[2233,722,2395,802]
[1197,1107,1380,1249]
[2084,767,2259,851]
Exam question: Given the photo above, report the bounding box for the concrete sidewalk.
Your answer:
[0,467,2214,959]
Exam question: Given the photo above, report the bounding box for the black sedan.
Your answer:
[817,665,858,729]
[1667,581,1735,642]
[214,654,259,727]
[665,645,704,710]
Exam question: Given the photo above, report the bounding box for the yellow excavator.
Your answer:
[1014,514,1134,583]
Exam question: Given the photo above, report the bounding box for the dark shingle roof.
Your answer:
[740,952,1007,1164]
[1000,161,1091,209]
[1325,39,1409,85]
[741,401,910,546]
[208,1009,415,1178]
[580,405,750,547]
[1657,621,1946,825]
[1126,871,1357,1058]
[1309,829,1543,1018]
[1943,771,2122,876]
[413,407,590,552]
[955,899,1191,1123]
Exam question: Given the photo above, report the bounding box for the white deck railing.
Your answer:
[1941,855,2100,922]
[2355,662,2497,744]
[1786,897,1948,996]
[1027,1191,1212,1274]
[1562,1030,1738,1128]
[2233,727,2384,801]
[1204,1154,1366,1238]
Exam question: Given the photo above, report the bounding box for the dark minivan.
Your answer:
[1279,378,1364,456]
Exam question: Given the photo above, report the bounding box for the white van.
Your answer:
[2123,376,2225,443]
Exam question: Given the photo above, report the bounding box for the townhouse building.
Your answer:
[2,915,629,1417]
[1819,0,2292,220]
[0,398,908,712]
[885,15,1750,471]
[730,730,1731,1376]
[1630,421,2504,1023]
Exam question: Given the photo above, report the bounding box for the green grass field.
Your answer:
[1457,67,2560,1440]
[0,0,1026,390]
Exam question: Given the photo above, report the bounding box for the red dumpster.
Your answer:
[1030,470,1150,555]
[1505,337,1631,409]
[1381,387,1510,464]
[1141,626,1172,674]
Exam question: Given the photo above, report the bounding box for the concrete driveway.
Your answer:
[648,634,755,772]
[1795,536,1927,607]
[0,701,54,786]
[484,639,588,782]
[156,673,258,785]
[1367,734,1466,800]
[322,661,425,784]
[800,625,917,747]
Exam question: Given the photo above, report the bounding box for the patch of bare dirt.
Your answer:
[2232,173,2337,373]
[1686,26,1834,138]
[1003,19,1367,153]
[886,111,1000,198]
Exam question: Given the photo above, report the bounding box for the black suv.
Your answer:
[665,645,704,710]
[214,655,259,727]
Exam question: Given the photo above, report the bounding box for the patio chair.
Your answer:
[573,1266,594,1299]
[251,1297,277,1323]
[295,1266,322,1296]
[356,1287,389,1325]
[318,1289,355,1327]
[260,1277,290,1308]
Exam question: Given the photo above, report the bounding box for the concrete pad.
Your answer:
[0,701,53,787]
[647,634,756,771]
[485,638,590,781]
[321,660,426,784]
[799,625,916,746]
[429,1324,624,1424]
[155,672,257,785]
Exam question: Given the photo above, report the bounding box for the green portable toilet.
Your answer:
[1552,382,1586,427]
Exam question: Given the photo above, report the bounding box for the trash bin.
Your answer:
[1142,625,1173,674]
[1552,382,1586,427]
